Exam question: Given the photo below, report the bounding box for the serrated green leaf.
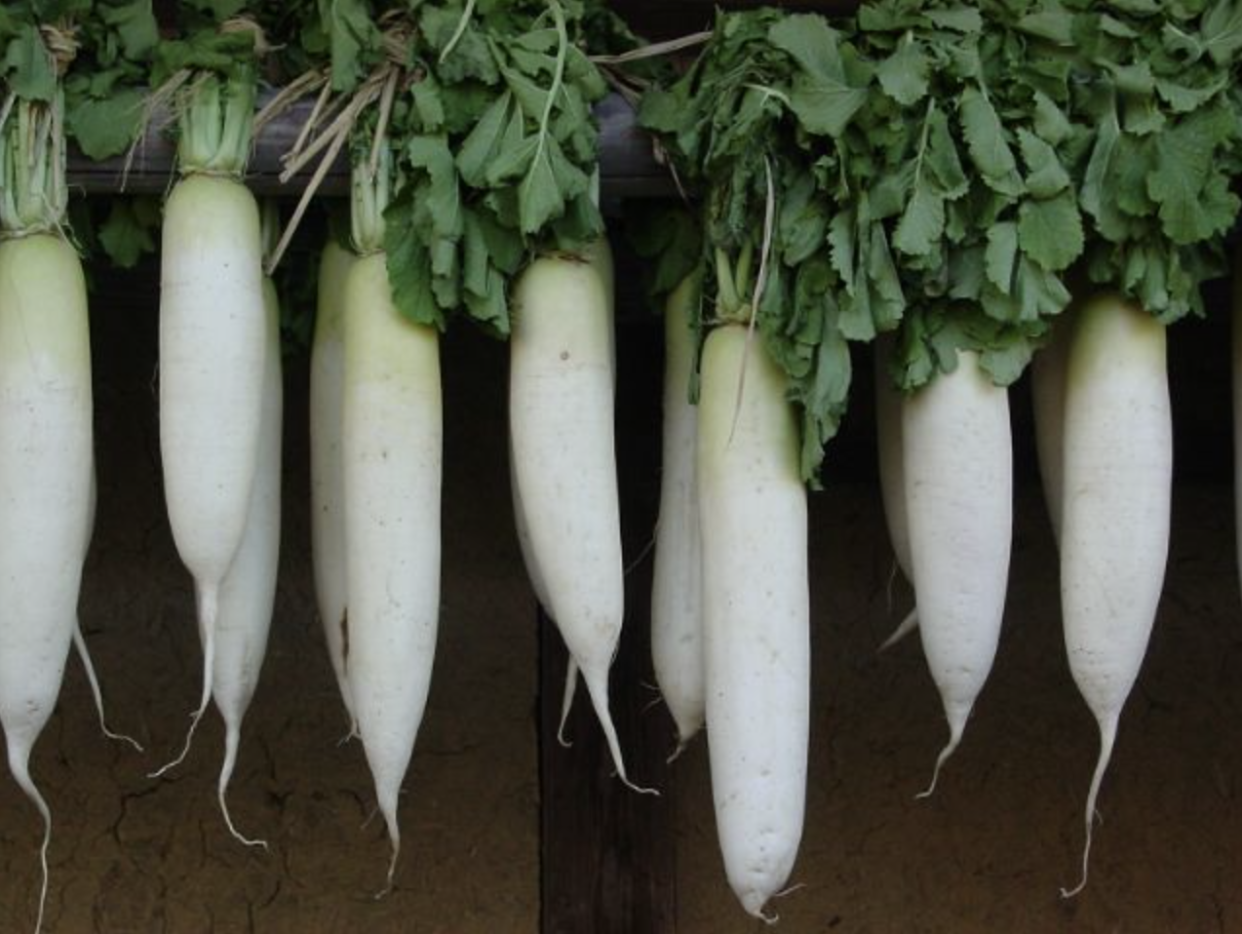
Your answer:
[1147,105,1240,244]
[406,135,462,239]
[1032,92,1072,144]
[66,86,145,159]
[1080,106,1130,242]
[1201,0,1242,65]
[412,78,445,132]
[486,133,536,186]
[102,0,159,60]
[877,35,929,106]
[319,0,381,93]
[1103,61,1154,96]
[518,141,564,234]
[3,25,56,102]
[1018,129,1071,199]
[985,222,1018,292]
[1017,11,1073,44]
[499,61,550,121]
[770,13,870,137]
[457,91,512,186]
[959,86,1024,197]
[893,185,944,257]
[1013,257,1071,321]
[778,174,828,267]
[385,199,443,330]
[98,197,157,268]
[925,107,969,200]
[925,8,983,33]
[1018,191,1084,271]
[1155,76,1228,114]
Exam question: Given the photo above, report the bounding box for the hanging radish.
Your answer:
[874,333,917,650]
[902,351,1012,794]
[210,258,283,849]
[151,26,267,776]
[0,83,94,934]
[310,236,356,737]
[698,323,810,920]
[650,271,706,754]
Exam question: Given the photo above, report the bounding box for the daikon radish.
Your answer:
[698,323,809,921]
[509,252,645,790]
[310,238,356,735]
[874,333,917,650]
[0,232,94,934]
[903,349,1012,796]
[156,171,266,774]
[651,271,705,752]
[211,276,282,848]
[1059,293,1171,898]
[343,251,442,891]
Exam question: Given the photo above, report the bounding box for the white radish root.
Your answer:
[1059,293,1171,898]
[211,276,283,849]
[698,323,809,921]
[902,349,1012,797]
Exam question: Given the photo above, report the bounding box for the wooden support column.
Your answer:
[539,302,676,934]
[538,593,675,933]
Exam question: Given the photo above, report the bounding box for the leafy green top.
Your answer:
[841,0,1091,390]
[1063,0,1242,323]
[270,0,611,335]
[640,8,884,483]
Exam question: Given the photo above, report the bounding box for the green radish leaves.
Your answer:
[639,8,884,482]
[364,0,608,333]
[1067,0,1242,322]
[97,195,161,267]
[640,0,1242,478]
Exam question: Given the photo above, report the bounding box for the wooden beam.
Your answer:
[66,93,673,198]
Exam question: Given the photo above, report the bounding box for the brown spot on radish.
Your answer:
[339,610,350,662]
[560,350,570,361]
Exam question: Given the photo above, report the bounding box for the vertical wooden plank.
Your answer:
[538,581,676,933]
[539,297,677,933]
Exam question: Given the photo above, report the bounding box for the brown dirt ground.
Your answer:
[3,260,1242,933]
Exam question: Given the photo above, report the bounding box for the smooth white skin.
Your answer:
[0,234,94,934]
[874,333,918,650]
[528,238,615,746]
[212,277,282,850]
[157,175,266,773]
[1060,294,1170,898]
[516,239,616,629]
[651,272,705,752]
[1032,317,1072,548]
[509,253,645,790]
[343,253,442,892]
[903,349,1012,797]
[698,324,809,923]
[310,239,356,736]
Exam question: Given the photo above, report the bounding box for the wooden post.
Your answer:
[538,592,676,933]
[539,300,676,934]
